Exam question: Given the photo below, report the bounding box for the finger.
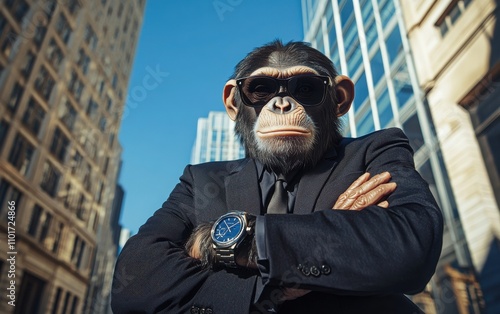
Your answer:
[281,288,311,301]
[377,200,389,208]
[350,182,397,210]
[338,172,392,209]
[333,173,370,209]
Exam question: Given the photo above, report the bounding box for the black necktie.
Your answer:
[267,175,288,214]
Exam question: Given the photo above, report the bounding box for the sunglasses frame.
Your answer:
[236,75,333,107]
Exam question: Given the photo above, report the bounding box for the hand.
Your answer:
[185,223,216,267]
[333,172,396,210]
[280,287,311,302]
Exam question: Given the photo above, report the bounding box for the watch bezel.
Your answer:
[211,212,248,248]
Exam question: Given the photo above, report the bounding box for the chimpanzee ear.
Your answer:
[223,80,239,121]
[334,75,354,117]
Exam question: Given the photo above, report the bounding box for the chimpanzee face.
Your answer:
[223,42,354,175]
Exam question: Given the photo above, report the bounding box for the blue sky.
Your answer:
[118,1,304,234]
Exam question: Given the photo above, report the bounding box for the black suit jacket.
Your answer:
[111,128,443,313]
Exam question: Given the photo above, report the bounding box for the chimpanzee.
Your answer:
[112,40,442,314]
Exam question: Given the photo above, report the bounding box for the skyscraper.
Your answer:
[301,0,489,312]
[0,0,145,313]
[191,111,245,164]
[401,0,500,312]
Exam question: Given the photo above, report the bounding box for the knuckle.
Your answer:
[354,195,368,207]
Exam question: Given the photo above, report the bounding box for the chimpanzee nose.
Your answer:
[268,97,296,114]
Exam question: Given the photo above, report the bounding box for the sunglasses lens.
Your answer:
[289,76,327,106]
[241,77,278,106]
[238,75,328,106]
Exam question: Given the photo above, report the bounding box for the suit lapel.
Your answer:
[294,149,339,215]
[225,159,262,216]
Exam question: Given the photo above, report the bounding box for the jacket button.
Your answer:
[297,264,304,272]
[206,309,213,314]
[310,266,320,277]
[301,266,311,276]
[321,264,331,275]
[200,309,205,314]
[190,306,200,314]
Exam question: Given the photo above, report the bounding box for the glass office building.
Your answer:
[191,111,245,164]
[302,1,481,312]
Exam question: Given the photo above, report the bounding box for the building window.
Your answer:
[40,161,60,197]
[21,51,36,78]
[76,193,87,221]
[16,272,46,314]
[376,88,393,127]
[70,235,86,268]
[84,24,98,50]
[58,98,77,131]
[370,49,385,85]
[68,71,84,101]
[40,1,56,19]
[437,0,473,36]
[71,151,83,176]
[95,180,104,204]
[378,0,396,27]
[109,132,115,147]
[1,26,17,57]
[33,25,47,47]
[0,120,9,151]
[50,128,69,162]
[86,98,99,119]
[385,25,403,66]
[34,66,55,100]
[28,204,43,236]
[403,113,425,152]
[76,48,90,74]
[22,98,46,136]
[8,133,35,176]
[67,0,81,15]
[99,116,107,132]
[46,38,64,70]
[10,0,29,23]
[356,109,375,136]
[39,211,52,244]
[70,295,79,314]
[0,179,22,216]
[466,75,500,208]
[63,183,75,211]
[52,222,63,253]
[61,291,71,314]
[0,13,6,34]
[392,62,414,108]
[7,82,23,112]
[105,95,113,111]
[82,163,91,191]
[51,287,62,314]
[55,13,71,44]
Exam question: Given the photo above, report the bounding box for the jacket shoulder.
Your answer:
[187,158,250,176]
[340,127,409,147]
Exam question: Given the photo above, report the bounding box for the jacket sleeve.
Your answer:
[257,128,443,295]
[111,165,258,313]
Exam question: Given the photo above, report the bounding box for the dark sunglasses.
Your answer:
[236,75,332,107]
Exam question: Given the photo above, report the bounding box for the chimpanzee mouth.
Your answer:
[257,127,311,138]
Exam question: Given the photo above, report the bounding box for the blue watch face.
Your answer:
[213,216,243,245]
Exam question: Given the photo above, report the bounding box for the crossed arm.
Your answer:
[186,171,398,302]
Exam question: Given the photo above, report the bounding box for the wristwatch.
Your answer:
[211,211,253,267]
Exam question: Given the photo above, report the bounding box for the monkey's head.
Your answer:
[223,40,354,175]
